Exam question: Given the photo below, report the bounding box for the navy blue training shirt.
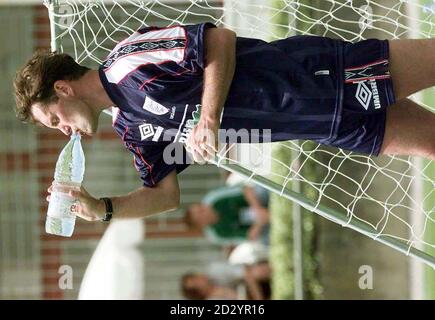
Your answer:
[99,22,344,187]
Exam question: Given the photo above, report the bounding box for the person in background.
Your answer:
[181,272,239,300]
[180,261,271,300]
[184,184,270,246]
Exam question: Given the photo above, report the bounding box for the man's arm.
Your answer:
[244,186,269,240]
[201,27,237,124]
[244,266,265,300]
[243,186,269,224]
[111,170,180,219]
[186,27,237,163]
[56,170,180,221]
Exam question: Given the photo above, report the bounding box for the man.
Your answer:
[180,272,239,300]
[13,22,435,222]
[185,184,270,245]
[181,261,271,300]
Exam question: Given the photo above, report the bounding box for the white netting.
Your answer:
[45,0,435,264]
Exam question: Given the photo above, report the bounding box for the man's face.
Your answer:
[31,95,98,136]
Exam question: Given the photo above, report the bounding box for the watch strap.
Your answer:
[100,197,113,222]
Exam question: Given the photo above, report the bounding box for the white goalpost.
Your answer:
[43,0,435,274]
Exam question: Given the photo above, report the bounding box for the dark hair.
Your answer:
[13,50,90,123]
[180,273,207,300]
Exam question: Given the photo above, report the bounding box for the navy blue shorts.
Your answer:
[327,39,396,156]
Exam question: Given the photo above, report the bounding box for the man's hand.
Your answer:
[186,116,219,164]
[47,185,105,222]
[47,170,180,221]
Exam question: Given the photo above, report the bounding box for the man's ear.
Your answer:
[53,80,74,98]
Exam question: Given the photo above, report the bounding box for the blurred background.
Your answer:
[0,0,434,300]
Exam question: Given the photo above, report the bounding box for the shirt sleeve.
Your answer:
[101,22,216,90]
[180,22,217,74]
[128,141,192,188]
[136,22,216,74]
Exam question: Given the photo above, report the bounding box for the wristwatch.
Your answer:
[100,197,113,222]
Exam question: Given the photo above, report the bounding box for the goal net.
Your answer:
[44,0,435,268]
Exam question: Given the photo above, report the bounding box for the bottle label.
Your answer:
[47,191,77,219]
[45,133,83,237]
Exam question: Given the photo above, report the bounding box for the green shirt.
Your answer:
[203,185,252,245]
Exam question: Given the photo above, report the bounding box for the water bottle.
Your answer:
[45,133,85,237]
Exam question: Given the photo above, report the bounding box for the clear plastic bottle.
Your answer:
[45,133,85,237]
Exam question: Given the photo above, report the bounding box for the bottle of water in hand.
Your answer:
[46,133,85,237]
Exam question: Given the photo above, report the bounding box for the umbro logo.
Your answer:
[138,123,164,142]
[139,123,154,140]
[355,79,381,110]
[356,82,372,110]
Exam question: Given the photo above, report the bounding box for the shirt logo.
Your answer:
[356,82,372,110]
[139,123,155,140]
[143,96,169,115]
[138,123,164,142]
[175,104,202,144]
[355,80,381,111]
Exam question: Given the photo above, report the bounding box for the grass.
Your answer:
[269,144,295,299]
[269,143,322,299]
[425,160,435,299]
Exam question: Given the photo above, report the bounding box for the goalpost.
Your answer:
[43,0,435,273]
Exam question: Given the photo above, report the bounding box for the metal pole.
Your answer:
[212,158,435,270]
[44,0,59,52]
[96,105,435,269]
[49,0,435,272]
[407,0,425,300]
[46,0,114,117]
[291,147,304,300]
